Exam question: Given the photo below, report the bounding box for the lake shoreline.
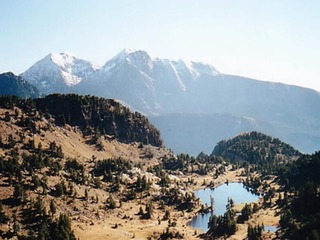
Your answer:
[73,167,280,240]
[190,182,260,232]
[185,167,280,239]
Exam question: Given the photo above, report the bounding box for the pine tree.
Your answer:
[50,214,76,240]
[84,188,88,200]
[163,209,170,220]
[138,206,144,215]
[145,201,153,219]
[0,200,8,223]
[13,183,25,205]
[50,199,56,217]
[38,220,50,239]
[107,195,116,209]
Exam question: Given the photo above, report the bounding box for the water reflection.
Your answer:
[265,225,277,233]
[190,182,259,232]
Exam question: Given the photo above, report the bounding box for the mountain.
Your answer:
[211,131,302,164]
[77,49,220,115]
[150,74,320,154]
[0,72,39,98]
[20,52,99,94]
[20,49,320,154]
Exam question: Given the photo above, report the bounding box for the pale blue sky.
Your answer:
[1,0,320,91]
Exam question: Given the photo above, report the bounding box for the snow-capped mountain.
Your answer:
[77,49,220,114]
[19,49,320,154]
[21,52,99,94]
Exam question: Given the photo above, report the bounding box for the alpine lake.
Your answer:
[190,182,259,232]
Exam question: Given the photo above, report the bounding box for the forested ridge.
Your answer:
[207,132,320,239]
[212,131,301,164]
[0,94,162,147]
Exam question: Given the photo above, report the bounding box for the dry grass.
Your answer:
[0,108,280,240]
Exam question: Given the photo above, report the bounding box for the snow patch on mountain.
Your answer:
[165,59,186,91]
[21,48,221,96]
[21,52,100,94]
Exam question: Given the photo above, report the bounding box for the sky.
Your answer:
[1,0,320,92]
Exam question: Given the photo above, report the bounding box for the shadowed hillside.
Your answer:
[0,72,39,98]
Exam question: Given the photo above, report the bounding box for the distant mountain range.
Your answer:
[11,49,320,154]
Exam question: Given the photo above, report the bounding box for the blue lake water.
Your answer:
[265,225,277,232]
[190,182,259,232]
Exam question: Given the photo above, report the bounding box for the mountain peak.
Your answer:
[112,48,152,62]
[101,48,153,73]
[21,52,100,93]
[48,52,77,68]
[119,48,138,55]
[190,61,220,76]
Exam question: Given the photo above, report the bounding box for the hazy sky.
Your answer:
[1,0,320,91]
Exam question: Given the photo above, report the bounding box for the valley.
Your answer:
[2,1,319,239]
[0,94,317,239]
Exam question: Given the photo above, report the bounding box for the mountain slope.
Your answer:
[0,72,39,98]
[0,94,175,239]
[0,94,221,240]
[150,113,274,155]
[149,74,320,154]
[19,49,320,154]
[34,94,162,147]
[0,94,164,160]
[76,49,220,115]
[21,53,99,94]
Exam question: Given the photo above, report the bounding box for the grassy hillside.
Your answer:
[0,94,201,239]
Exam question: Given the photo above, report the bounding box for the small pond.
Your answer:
[190,182,259,232]
[264,225,277,233]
